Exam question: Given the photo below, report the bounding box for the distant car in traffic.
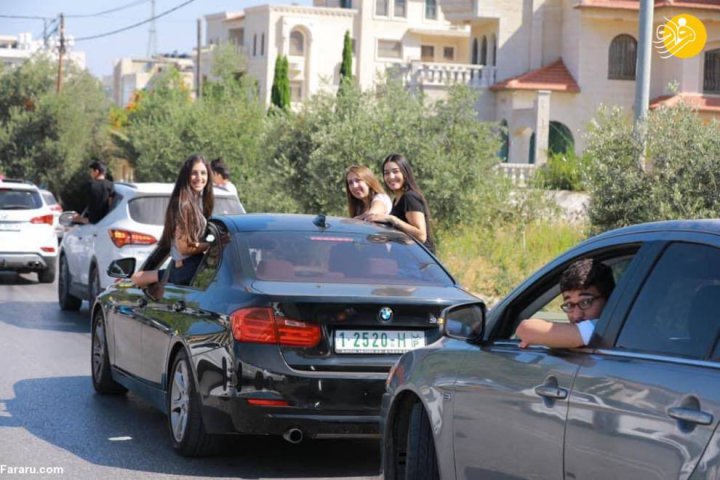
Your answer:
[91,213,478,456]
[40,189,63,242]
[382,219,720,480]
[0,179,57,283]
[58,182,245,310]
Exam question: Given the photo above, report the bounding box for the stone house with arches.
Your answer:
[203,0,720,165]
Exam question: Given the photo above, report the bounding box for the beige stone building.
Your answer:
[112,55,195,106]
[0,32,86,71]
[205,0,720,166]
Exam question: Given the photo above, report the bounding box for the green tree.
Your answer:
[338,31,353,96]
[0,56,111,207]
[583,102,720,232]
[270,54,290,111]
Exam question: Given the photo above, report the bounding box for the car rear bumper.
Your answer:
[0,253,56,271]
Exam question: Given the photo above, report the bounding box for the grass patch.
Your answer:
[436,221,587,304]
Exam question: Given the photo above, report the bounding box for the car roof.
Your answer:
[113,182,238,198]
[580,219,720,247]
[218,213,401,235]
[0,180,39,191]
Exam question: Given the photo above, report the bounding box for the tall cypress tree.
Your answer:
[338,31,353,96]
[270,54,290,111]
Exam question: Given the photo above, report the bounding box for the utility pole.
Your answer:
[147,0,157,57]
[196,18,202,99]
[56,13,65,93]
[633,0,654,170]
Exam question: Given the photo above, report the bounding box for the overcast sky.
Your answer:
[1,0,311,78]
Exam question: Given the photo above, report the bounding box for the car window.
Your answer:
[41,191,58,206]
[0,189,42,209]
[616,242,720,360]
[236,230,454,286]
[128,196,244,226]
[191,223,226,290]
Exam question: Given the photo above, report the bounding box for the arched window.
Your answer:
[480,35,488,66]
[472,38,478,65]
[491,34,497,66]
[289,30,305,56]
[704,48,720,93]
[529,132,536,165]
[548,121,574,155]
[608,34,637,80]
[498,119,509,162]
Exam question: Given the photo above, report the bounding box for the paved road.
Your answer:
[0,272,382,480]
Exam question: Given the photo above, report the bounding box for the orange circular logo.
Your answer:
[655,14,707,59]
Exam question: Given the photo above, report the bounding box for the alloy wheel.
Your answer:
[170,359,190,442]
[92,318,106,381]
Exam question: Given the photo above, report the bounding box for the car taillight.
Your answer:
[30,214,53,225]
[41,246,56,253]
[230,307,321,347]
[109,229,157,248]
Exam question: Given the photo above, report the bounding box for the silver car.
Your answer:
[382,219,720,480]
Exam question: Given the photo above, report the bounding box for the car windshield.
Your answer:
[237,230,453,286]
[128,195,244,225]
[0,189,42,210]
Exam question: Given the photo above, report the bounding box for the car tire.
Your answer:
[405,403,439,480]
[168,350,217,457]
[38,260,56,284]
[89,264,101,307]
[91,309,127,395]
[58,255,81,311]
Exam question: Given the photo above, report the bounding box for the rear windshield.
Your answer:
[0,189,42,210]
[236,230,454,286]
[128,196,245,225]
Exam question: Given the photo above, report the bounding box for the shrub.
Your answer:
[533,150,586,191]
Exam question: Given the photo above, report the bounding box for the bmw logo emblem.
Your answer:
[378,307,393,323]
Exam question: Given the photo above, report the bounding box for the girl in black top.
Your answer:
[364,153,435,253]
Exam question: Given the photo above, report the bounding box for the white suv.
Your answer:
[58,182,245,310]
[0,179,58,283]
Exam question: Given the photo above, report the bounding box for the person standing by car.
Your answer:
[516,258,615,348]
[132,154,214,287]
[210,157,238,198]
[72,160,114,224]
[345,165,392,220]
[363,154,435,253]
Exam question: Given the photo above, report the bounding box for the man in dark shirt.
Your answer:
[72,160,114,224]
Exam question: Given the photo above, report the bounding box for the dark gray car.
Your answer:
[382,219,720,480]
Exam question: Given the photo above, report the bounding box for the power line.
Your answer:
[66,0,149,19]
[0,15,54,20]
[74,0,196,42]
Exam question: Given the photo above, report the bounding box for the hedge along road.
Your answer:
[0,271,381,480]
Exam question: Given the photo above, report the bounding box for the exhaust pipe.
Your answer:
[283,427,304,444]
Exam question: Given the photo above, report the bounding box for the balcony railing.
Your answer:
[391,61,496,89]
[496,163,536,187]
[437,0,501,22]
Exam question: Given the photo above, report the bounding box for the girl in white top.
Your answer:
[345,165,392,220]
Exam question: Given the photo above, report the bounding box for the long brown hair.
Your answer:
[345,165,387,217]
[381,153,434,241]
[159,154,214,249]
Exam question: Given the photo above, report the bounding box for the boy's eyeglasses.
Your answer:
[560,295,603,313]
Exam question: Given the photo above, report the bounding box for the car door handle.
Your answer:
[534,385,568,400]
[667,407,713,425]
[171,301,186,312]
[136,298,147,308]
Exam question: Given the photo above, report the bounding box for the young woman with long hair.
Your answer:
[345,165,392,219]
[132,154,214,287]
[363,153,435,253]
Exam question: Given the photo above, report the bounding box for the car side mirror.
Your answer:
[441,301,486,341]
[59,211,76,227]
[107,258,136,279]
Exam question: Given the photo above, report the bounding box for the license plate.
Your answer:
[334,330,426,354]
[0,223,19,231]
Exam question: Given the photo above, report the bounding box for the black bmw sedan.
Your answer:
[91,213,478,456]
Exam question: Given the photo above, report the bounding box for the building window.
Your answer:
[480,36,488,65]
[253,34,257,56]
[229,28,244,46]
[443,46,454,61]
[472,38,478,65]
[290,81,303,102]
[394,0,406,17]
[425,0,437,19]
[491,33,497,66]
[421,45,434,61]
[608,34,637,80]
[548,121,574,155]
[261,33,265,56]
[376,0,388,16]
[289,31,305,56]
[341,0,352,7]
[704,48,720,93]
[378,40,402,59]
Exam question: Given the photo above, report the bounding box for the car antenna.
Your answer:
[313,214,329,229]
